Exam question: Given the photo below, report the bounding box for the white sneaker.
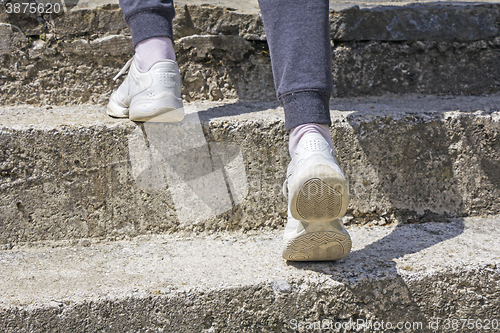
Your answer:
[282,132,351,261]
[107,57,184,122]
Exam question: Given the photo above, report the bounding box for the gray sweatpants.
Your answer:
[119,0,333,131]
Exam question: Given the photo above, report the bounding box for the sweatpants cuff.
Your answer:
[127,10,175,48]
[280,90,332,131]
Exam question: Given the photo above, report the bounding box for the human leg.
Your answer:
[258,0,351,261]
[258,0,333,131]
[119,0,175,49]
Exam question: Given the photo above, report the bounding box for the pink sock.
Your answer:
[289,123,335,157]
[134,37,176,72]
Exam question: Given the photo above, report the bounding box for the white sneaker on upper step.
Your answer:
[107,57,184,122]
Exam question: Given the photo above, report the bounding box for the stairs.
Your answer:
[1,0,500,332]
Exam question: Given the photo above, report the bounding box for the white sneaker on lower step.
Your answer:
[107,57,184,122]
[282,211,352,261]
[282,132,351,261]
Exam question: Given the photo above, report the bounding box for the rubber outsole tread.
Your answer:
[296,178,342,220]
[282,231,352,261]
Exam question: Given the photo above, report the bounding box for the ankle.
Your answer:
[135,37,176,72]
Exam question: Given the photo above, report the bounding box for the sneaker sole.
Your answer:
[130,107,184,122]
[282,221,352,261]
[106,104,129,118]
[289,165,349,222]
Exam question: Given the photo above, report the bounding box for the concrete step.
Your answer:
[1,1,499,105]
[2,2,499,331]
[0,216,499,332]
[1,95,500,245]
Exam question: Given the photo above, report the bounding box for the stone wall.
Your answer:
[1,3,499,105]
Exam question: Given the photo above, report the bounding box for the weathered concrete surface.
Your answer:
[332,38,500,97]
[75,0,500,11]
[330,4,500,41]
[8,0,500,39]
[0,216,499,332]
[1,96,500,244]
[1,3,500,104]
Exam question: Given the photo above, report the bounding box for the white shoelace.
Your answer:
[113,58,134,81]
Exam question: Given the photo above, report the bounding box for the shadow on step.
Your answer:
[196,100,282,121]
[288,219,465,323]
[334,95,500,222]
